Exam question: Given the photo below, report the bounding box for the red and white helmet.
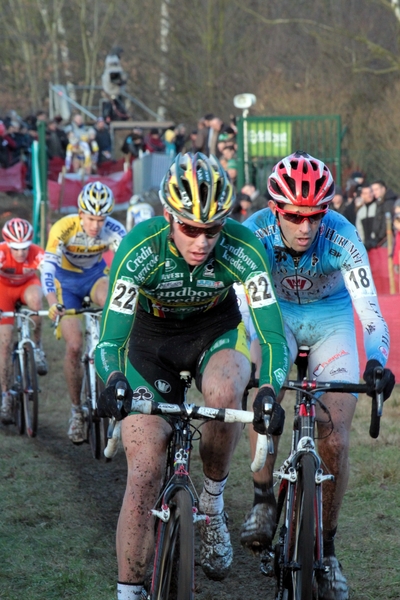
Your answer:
[2,218,33,249]
[268,150,335,207]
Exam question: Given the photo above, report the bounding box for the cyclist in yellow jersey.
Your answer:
[42,181,126,443]
[65,133,92,174]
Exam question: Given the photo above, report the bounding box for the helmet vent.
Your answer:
[315,176,326,196]
[283,174,296,196]
[270,179,281,195]
[199,182,209,209]
[302,182,310,198]
[215,180,222,206]
[182,179,192,200]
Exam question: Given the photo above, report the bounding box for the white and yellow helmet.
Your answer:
[78,181,115,216]
[159,152,234,224]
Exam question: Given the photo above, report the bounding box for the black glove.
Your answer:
[97,372,133,420]
[363,359,395,401]
[252,387,285,436]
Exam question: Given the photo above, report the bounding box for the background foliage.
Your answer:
[1,0,400,188]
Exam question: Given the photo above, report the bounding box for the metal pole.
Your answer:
[37,121,48,248]
[31,141,41,244]
[243,108,250,184]
[49,84,97,121]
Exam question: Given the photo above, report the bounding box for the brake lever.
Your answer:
[369,366,383,439]
[374,366,384,417]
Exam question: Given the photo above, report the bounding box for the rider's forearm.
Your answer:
[46,292,58,307]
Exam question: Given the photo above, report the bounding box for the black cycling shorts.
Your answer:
[126,287,250,405]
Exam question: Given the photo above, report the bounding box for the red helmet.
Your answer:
[268,151,335,207]
[2,218,33,249]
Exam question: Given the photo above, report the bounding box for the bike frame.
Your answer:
[1,308,48,381]
[150,373,207,528]
[274,380,333,596]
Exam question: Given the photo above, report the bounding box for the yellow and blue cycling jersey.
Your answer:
[41,213,126,305]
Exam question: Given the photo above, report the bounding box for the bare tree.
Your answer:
[36,0,66,85]
[74,0,117,113]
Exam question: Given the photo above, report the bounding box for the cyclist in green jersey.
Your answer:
[95,152,290,600]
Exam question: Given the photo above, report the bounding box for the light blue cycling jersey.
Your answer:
[242,208,389,369]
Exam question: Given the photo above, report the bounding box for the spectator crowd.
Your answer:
[1,107,400,268]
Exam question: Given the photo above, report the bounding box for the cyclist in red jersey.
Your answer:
[0,218,48,424]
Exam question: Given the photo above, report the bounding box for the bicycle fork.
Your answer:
[150,444,208,527]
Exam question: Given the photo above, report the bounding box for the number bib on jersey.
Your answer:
[110,276,139,315]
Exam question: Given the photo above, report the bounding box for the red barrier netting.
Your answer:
[47,157,127,182]
[47,157,65,181]
[47,169,132,211]
[0,162,26,192]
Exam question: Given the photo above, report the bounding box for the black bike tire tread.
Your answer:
[293,453,316,600]
[84,365,101,459]
[13,347,25,435]
[151,488,194,600]
[22,343,38,437]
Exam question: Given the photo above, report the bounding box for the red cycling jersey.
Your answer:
[0,242,45,287]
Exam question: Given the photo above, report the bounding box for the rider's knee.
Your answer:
[65,340,83,357]
[202,377,244,408]
[318,429,350,460]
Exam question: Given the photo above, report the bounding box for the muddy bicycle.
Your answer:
[260,345,384,600]
[0,305,49,437]
[105,372,273,600]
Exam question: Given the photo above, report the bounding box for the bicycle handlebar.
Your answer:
[281,378,383,439]
[104,397,273,471]
[0,309,50,319]
[62,307,103,316]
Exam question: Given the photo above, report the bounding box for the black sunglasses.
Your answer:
[175,219,225,238]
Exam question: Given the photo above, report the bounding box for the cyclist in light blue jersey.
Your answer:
[237,151,395,600]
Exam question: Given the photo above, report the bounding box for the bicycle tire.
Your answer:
[81,364,100,459]
[12,347,25,435]
[88,404,101,459]
[83,367,110,461]
[292,453,316,600]
[151,488,194,600]
[96,376,111,461]
[22,343,39,437]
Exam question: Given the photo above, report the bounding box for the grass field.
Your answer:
[1,321,400,599]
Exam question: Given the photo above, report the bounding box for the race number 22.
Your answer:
[110,277,139,314]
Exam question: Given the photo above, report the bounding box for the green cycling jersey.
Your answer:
[96,216,289,393]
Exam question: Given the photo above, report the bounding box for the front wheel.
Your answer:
[292,453,316,600]
[21,343,39,437]
[151,488,194,600]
